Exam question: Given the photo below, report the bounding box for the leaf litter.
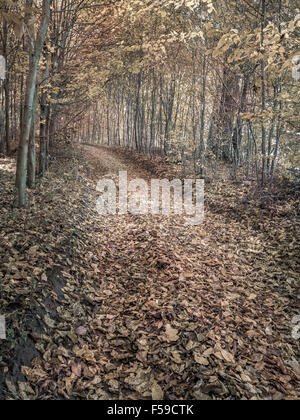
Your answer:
[0,146,299,400]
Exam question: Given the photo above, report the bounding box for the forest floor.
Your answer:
[0,144,300,400]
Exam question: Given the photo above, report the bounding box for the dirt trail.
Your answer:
[83,145,151,180]
[84,145,128,176]
[75,145,299,400]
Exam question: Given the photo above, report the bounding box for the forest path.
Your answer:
[83,145,129,176]
[2,146,298,400]
[83,144,157,181]
[72,144,300,400]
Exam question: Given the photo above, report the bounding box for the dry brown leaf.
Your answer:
[194,353,209,366]
[152,382,164,400]
[164,324,179,342]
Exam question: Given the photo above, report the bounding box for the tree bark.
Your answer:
[27,85,38,188]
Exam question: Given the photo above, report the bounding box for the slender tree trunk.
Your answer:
[260,0,267,185]
[199,55,207,176]
[39,46,49,177]
[134,71,142,151]
[3,17,10,154]
[150,70,157,154]
[0,106,4,155]
[27,85,38,188]
[15,0,51,207]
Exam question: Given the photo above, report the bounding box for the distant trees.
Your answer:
[83,0,300,182]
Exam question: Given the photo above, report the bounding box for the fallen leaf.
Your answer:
[164,324,179,342]
[152,382,164,400]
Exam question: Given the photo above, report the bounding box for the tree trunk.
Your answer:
[15,0,51,207]
[39,47,49,177]
[27,85,38,188]
[260,0,267,185]
[3,17,10,154]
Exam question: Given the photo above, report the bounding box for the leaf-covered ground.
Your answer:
[0,145,299,400]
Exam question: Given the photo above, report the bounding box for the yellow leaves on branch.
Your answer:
[118,0,214,20]
[213,30,240,58]
[171,0,215,13]
[212,15,300,80]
